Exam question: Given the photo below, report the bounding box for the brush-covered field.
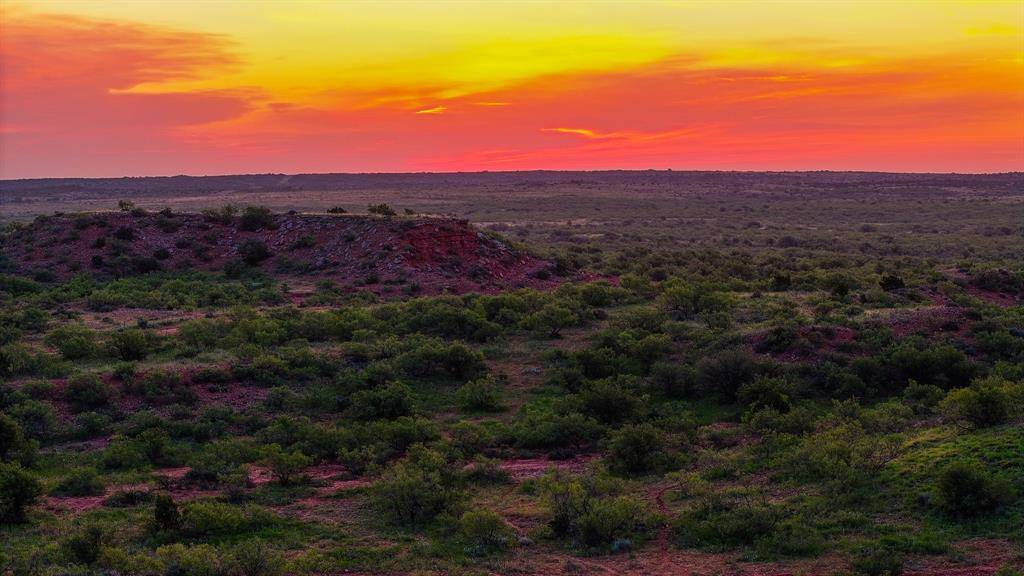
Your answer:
[1,172,1022,576]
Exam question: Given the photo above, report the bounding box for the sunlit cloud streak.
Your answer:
[1,1,1021,177]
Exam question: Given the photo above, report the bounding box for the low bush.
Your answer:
[0,413,37,465]
[457,375,505,412]
[65,524,106,565]
[851,545,904,576]
[514,411,603,452]
[606,423,669,476]
[460,509,517,555]
[178,501,277,538]
[127,369,194,405]
[225,539,285,576]
[649,362,697,398]
[107,328,151,361]
[44,325,97,360]
[64,373,111,412]
[239,206,276,231]
[368,203,396,217]
[349,381,414,420]
[260,443,311,486]
[934,461,1014,518]
[153,493,181,531]
[52,468,105,497]
[577,495,648,549]
[7,397,57,440]
[539,469,649,550]
[576,377,641,424]
[240,240,272,266]
[154,543,222,576]
[941,378,1012,429]
[0,462,43,523]
[902,381,945,415]
[674,494,779,550]
[371,445,463,526]
[696,349,759,400]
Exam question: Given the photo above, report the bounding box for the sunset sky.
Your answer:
[1,1,1022,178]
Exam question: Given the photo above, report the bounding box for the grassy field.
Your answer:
[1,171,1022,576]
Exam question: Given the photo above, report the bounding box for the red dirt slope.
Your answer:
[2,211,559,295]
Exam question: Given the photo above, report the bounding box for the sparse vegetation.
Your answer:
[0,177,1021,575]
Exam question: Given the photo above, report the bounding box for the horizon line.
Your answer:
[4,168,1023,183]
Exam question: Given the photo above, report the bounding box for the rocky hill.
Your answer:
[1,210,559,295]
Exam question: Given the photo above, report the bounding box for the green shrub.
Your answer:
[153,493,181,531]
[64,524,106,564]
[128,369,194,405]
[395,341,486,381]
[935,461,1014,518]
[514,411,603,451]
[462,455,511,484]
[349,381,414,420]
[576,378,640,424]
[260,443,311,486]
[674,494,779,550]
[0,413,37,465]
[521,304,576,338]
[649,362,697,398]
[64,373,111,412]
[20,379,54,399]
[7,397,57,440]
[104,489,154,508]
[155,543,222,576]
[577,495,648,549]
[239,240,271,266]
[288,235,316,250]
[902,381,945,415]
[784,422,902,492]
[371,445,463,526]
[538,469,648,550]
[368,203,396,217]
[0,462,43,523]
[457,376,505,412]
[226,539,285,576]
[757,516,825,557]
[460,509,516,554]
[696,349,759,400]
[851,546,904,576]
[202,204,237,224]
[606,423,668,476]
[101,438,148,470]
[52,468,105,496]
[239,206,276,231]
[107,328,151,361]
[941,378,1011,429]
[660,282,731,321]
[44,325,97,360]
[179,501,276,537]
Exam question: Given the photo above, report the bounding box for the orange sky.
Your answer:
[1,1,1022,178]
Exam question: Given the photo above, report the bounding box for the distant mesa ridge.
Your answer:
[1,211,558,296]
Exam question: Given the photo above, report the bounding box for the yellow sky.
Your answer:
[26,0,1024,103]
[3,1,1022,176]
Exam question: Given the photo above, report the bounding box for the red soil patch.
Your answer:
[888,290,973,342]
[751,325,858,363]
[2,212,560,296]
[43,494,111,515]
[964,286,1021,308]
[191,379,270,411]
[499,454,601,481]
[903,538,1020,576]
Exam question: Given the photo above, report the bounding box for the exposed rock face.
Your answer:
[2,212,558,295]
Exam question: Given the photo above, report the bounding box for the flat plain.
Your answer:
[1,171,1022,576]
